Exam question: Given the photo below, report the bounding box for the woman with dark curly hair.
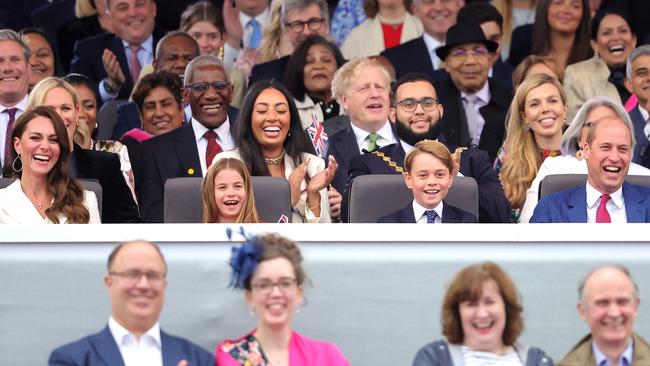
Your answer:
[0,106,99,223]
[216,231,349,365]
[213,80,338,223]
[284,35,346,131]
[412,262,553,366]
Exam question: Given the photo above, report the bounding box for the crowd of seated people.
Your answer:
[3,0,650,224]
[41,235,650,365]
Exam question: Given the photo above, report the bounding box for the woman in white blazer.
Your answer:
[0,107,100,224]
[212,80,337,223]
[341,0,422,59]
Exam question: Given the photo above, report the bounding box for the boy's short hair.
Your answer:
[404,140,454,173]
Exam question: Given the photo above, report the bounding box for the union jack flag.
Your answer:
[306,111,328,158]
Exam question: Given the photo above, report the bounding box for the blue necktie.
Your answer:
[248,19,262,49]
[425,210,438,223]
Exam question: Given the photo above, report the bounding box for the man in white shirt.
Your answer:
[48,240,214,366]
[559,265,650,366]
[0,29,30,175]
[328,57,397,195]
[136,55,237,222]
[381,0,464,78]
[531,116,650,223]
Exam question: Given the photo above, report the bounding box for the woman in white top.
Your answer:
[341,0,422,59]
[213,80,337,223]
[0,106,100,224]
[412,262,552,366]
[519,96,650,223]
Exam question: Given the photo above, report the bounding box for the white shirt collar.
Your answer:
[639,105,649,122]
[350,119,396,151]
[240,6,271,29]
[461,80,490,105]
[422,33,443,69]
[190,116,232,144]
[1,94,29,111]
[122,35,154,54]
[586,180,624,210]
[412,198,444,223]
[108,316,161,348]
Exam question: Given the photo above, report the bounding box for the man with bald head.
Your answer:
[531,116,650,223]
[559,265,650,366]
[49,241,213,366]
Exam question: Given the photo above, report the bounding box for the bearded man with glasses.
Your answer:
[49,240,214,366]
[135,55,239,222]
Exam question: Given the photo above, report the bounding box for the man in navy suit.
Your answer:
[378,140,476,223]
[625,45,650,164]
[135,56,238,222]
[381,0,464,80]
[48,240,214,366]
[249,0,330,85]
[71,0,159,101]
[531,117,650,223]
[327,57,398,195]
[346,73,510,223]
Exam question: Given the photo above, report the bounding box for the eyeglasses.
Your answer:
[186,81,231,93]
[285,18,325,33]
[251,278,297,294]
[109,269,166,286]
[396,97,439,112]
[448,47,489,60]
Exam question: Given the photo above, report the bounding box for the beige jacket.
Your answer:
[558,332,650,366]
[564,57,622,122]
[341,13,423,59]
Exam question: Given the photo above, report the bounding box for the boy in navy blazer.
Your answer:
[378,140,477,223]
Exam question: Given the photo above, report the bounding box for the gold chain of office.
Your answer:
[372,151,404,175]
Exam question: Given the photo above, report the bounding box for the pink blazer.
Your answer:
[216,330,349,366]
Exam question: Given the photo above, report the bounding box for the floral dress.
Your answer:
[220,334,269,366]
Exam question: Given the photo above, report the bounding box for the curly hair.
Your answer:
[441,262,524,346]
[202,158,260,223]
[243,233,308,290]
[7,106,90,223]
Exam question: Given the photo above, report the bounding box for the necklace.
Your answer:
[264,150,285,165]
[30,192,51,210]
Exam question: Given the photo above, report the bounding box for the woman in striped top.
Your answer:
[412,262,553,366]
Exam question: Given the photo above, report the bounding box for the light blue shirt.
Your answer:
[593,338,633,366]
[99,36,154,102]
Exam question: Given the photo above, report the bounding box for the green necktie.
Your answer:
[366,132,379,152]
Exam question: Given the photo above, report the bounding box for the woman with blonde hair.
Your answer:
[26,77,140,223]
[202,158,260,223]
[496,74,567,222]
[511,54,564,89]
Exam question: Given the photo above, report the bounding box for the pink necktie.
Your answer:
[4,108,18,165]
[204,130,223,167]
[128,44,142,82]
[596,194,611,223]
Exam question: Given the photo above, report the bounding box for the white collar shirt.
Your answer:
[240,7,271,48]
[413,199,443,223]
[121,35,154,73]
[461,82,490,145]
[0,95,29,167]
[422,33,443,69]
[586,181,626,223]
[350,120,396,154]
[191,117,235,175]
[108,317,162,366]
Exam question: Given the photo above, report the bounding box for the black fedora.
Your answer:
[435,22,499,62]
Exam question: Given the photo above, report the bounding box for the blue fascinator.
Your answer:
[227,227,264,289]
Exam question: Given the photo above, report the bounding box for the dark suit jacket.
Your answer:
[136,110,238,223]
[48,325,214,366]
[381,36,435,80]
[434,75,511,162]
[249,56,290,87]
[71,33,160,100]
[72,146,140,223]
[326,123,398,195]
[629,106,649,164]
[377,200,477,223]
[346,142,511,223]
[508,24,533,68]
[530,182,650,223]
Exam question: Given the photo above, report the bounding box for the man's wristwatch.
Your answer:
[103,79,119,94]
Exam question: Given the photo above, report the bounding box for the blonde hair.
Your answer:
[499,74,566,209]
[258,0,292,62]
[331,57,391,102]
[27,77,90,148]
[202,158,260,223]
[404,140,453,173]
[75,0,97,17]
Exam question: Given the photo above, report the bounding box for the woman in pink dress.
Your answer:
[216,231,349,366]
